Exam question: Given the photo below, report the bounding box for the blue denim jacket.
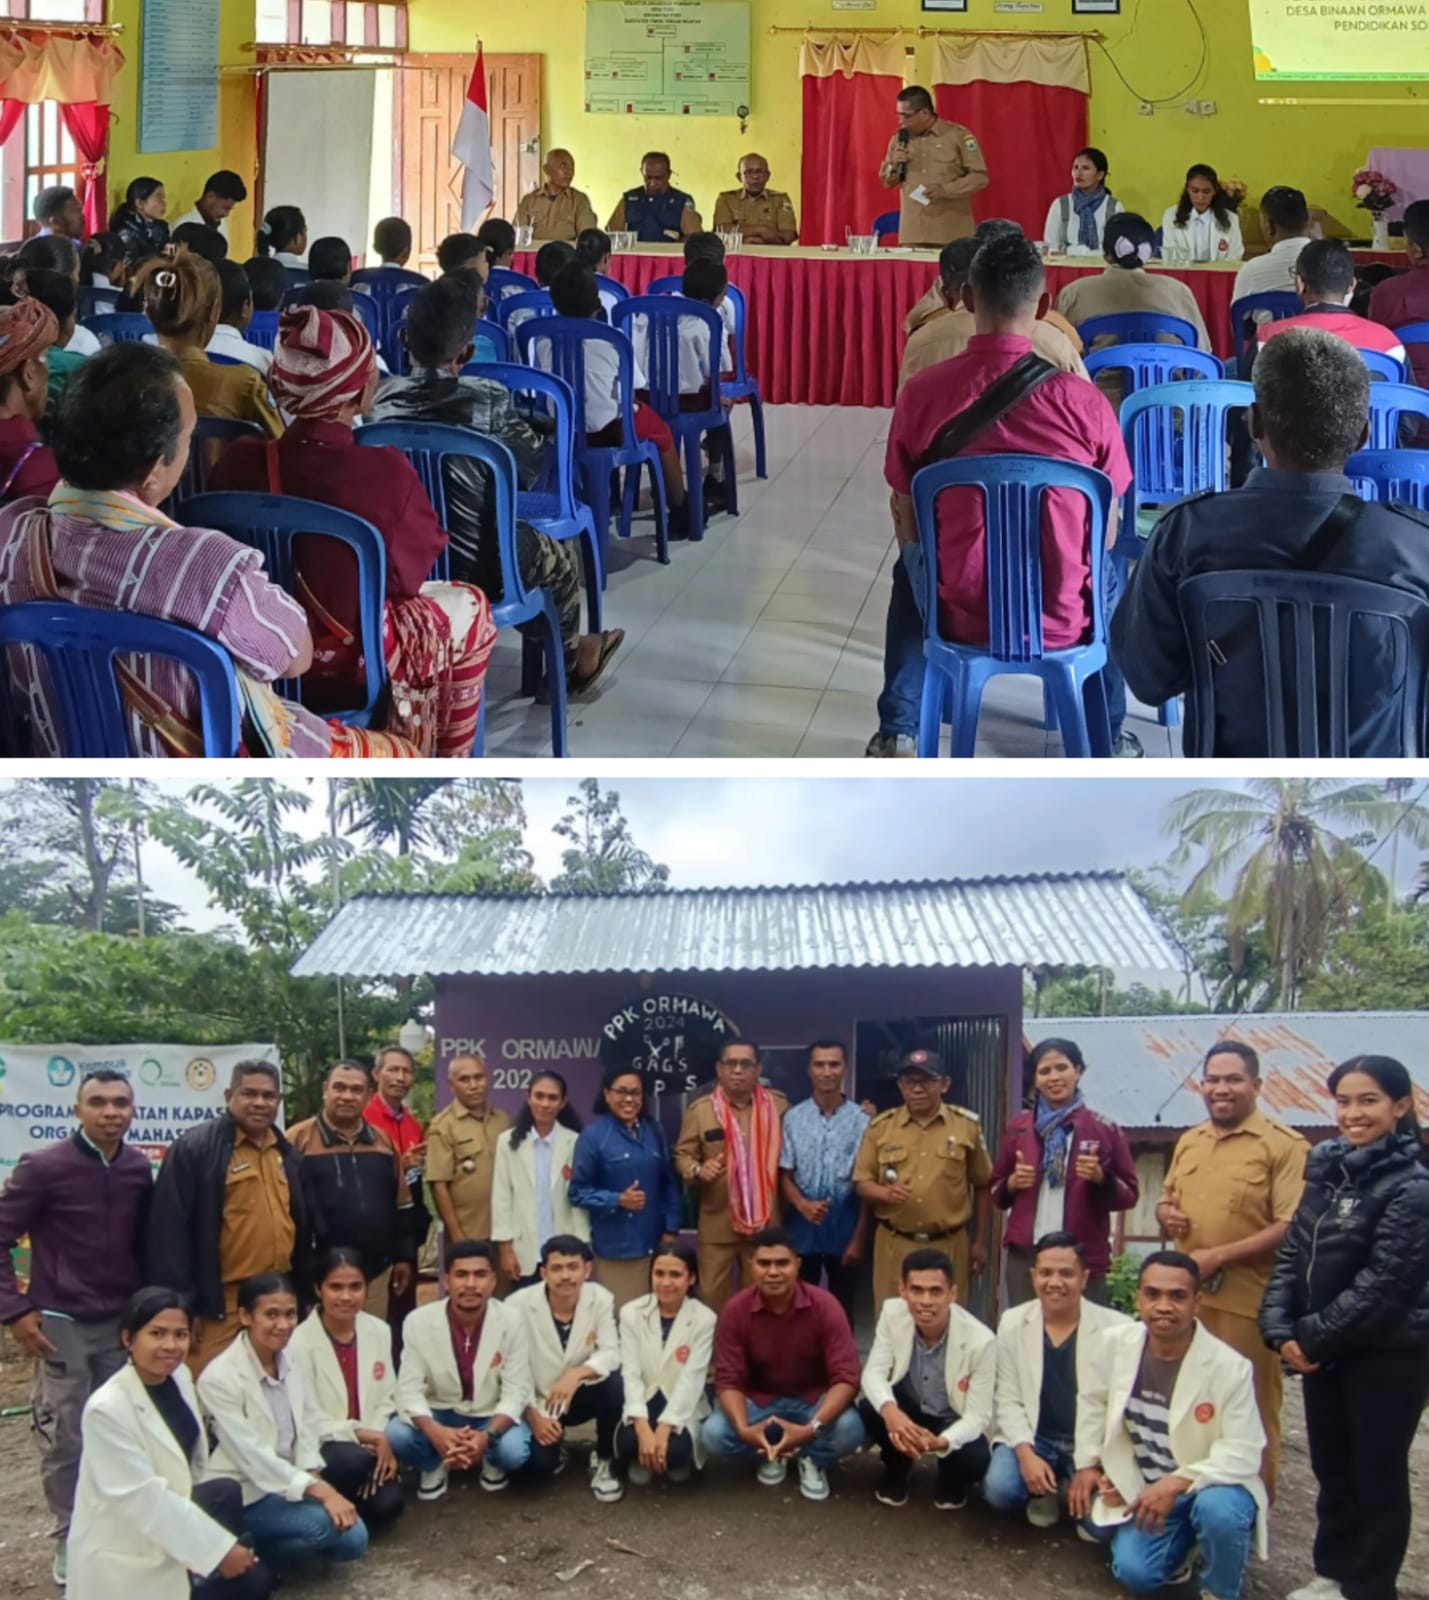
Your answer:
[569,1113,683,1260]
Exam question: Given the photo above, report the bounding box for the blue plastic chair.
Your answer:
[1394,320,1429,349]
[644,275,683,297]
[77,284,121,320]
[83,312,152,346]
[1357,346,1407,383]
[474,321,513,364]
[1346,448,1429,509]
[1367,382,1429,449]
[0,601,241,757]
[721,282,767,480]
[170,417,264,508]
[246,310,280,352]
[382,285,427,374]
[614,295,737,542]
[496,288,555,331]
[486,266,538,309]
[1078,312,1200,350]
[873,210,901,243]
[353,423,568,757]
[1083,343,1223,396]
[476,361,605,632]
[284,285,382,342]
[518,315,669,566]
[350,266,428,343]
[1229,290,1302,364]
[910,456,1116,759]
[284,268,311,292]
[1119,380,1255,544]
[596,274,630,305]
[1177,569,1429,757]
[178,492,387,728]
[207,353,241,366]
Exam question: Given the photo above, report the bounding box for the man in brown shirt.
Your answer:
[1157,1040,1307,1499]
[426,1053,513,1246]
[514,149,599,243]
[712,154,799,245]
[878,86,988,248]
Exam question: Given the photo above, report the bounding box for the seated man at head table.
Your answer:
[712,154,798,245]
[515,149,599,243]
[1111,326,1429,758]
[607,152,702,243]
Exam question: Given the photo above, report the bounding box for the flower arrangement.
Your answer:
[1221,178,1248,211]
[1353,169,1398,215]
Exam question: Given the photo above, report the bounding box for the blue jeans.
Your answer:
[240,1490,369,1572]
[1084,1484,1258,1600]
[701,1398,866,1471]
[981,1435,1077,1513]
[385,1410,533,1476]
[877,542,1126,743]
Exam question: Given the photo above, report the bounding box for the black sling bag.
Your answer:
[919,353,1060,467]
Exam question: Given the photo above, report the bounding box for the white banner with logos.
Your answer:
[0,1042,278,1176]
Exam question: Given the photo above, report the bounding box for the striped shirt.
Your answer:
[1123,1349,1184,1483]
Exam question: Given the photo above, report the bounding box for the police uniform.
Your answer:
[879,118,989,247]
[1161,1107,1308,1498]
[853,1057,992,1307]
[424,1102,514,1243]
[712,188,798,243]
[607,187,702,243]
[513,185,599,243]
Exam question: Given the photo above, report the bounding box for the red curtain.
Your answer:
[801,65,904,247]
[0,100,24,146]
[935,80,1086,239]
[59,101,109,236]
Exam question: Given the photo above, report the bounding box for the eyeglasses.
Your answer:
[607,1086,643,1098]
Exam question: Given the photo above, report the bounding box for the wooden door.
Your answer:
[397,53,541,277]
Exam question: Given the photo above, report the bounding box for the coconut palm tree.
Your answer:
[1166,780,1429,1008]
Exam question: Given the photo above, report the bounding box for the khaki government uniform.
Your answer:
[426,1102,513,1242]
[1161,1108,1308,1499]
[899,306,1089,391]
[514,185,599,243]
[880,119,989,248]
[712,188,799,242]
[675,1088,789,1312]
[853,1102,992,1306]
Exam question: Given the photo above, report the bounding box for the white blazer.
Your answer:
[507,1280,620,1406]
[1075,1320,1269,1558]
[490,1123,589,1277]
[1159,205,1244,263]
[619,1292,718,1462]
[1044,191,1124,256]
[992,1297,1131,1449]
[289,1309,398,1442]
[197,1333,325,1505]
[68,1363,234,1600]
[394,1296,531,1424]
[861,1298,996,1450]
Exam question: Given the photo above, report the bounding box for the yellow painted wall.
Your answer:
[408,0,1425,231]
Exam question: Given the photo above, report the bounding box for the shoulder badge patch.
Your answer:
[1194,1401,1215,1423]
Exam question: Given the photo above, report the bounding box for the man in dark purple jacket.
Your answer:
[0,1068,152,1585]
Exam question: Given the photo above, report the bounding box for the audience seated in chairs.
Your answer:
[207,304,497,757]
[254,206,308,274]
[243,256,289,314]
[12,237,98,359]
[80,233,127,298]
[1369,199,1429,387]
[871,231,1135,760]
[534,241,577,289]
[436,233,489,279]
[1257,240,1406,367]
[16,270,86,418]
[0,300,61,501]
[207,261,273,377]
[309,237,353,288]
[1232,185,1314,306]
[1111,327,1429,757]
[170,223,228,266]
[108,176,170,268]
[0,343,420,757]
[1055,213,1211,355]
[371,217,414,269]
[475,218,518,274]
[369,276,623,692]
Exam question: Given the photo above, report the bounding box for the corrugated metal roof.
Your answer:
[1031,1012,1429,1130]
[291,873,1188,983]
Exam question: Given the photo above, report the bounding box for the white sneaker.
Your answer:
[1288,1580,1345,1600]
[626,1462,652,1486]
[756,1457,788,1487]
[53,1543,67,1587]
[591,1458,624,1503]
[797,1455,830,1502]
[418,1464,449,1501]
[1027,1492,1060,1528]
[480,1462,509,1492]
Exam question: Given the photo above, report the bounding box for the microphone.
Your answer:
[895,128,910,182]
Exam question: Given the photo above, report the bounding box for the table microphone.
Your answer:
[895,128,910,181]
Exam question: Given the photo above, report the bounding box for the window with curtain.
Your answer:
[256,0,406,48]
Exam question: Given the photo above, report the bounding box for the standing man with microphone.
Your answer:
[878,86,988,248]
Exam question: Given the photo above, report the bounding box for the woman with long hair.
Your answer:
[1161,163,1244,263]
[109,177,169,264]
[253,206,309,271]
[491,1071,588,1284]
[1261,1056,1429,1600]
[1043,148,1123,256]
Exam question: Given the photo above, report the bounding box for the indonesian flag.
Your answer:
[453,46,494,232]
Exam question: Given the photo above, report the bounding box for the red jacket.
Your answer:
[990,1103,1138,1276]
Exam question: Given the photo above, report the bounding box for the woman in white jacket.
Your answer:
[67,1288,271,1600]
[491,1070,589,1282]
[1044,148,1123,256]
[615,1241,717,1486]
[1160,164,1244,263]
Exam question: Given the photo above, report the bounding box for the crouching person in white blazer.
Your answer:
[68,1287,272,1600]
[288,1248,404,1530]
[858,1245,995,1510]
[385,1239,533,1500]
[197,1273,369,1576]
[983,1230,1130,1526]
[615,1240,717,1487]
[509,1233,625,1501]
[1070,1251,1268,1600]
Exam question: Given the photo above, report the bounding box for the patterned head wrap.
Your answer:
[0,298,59,375]
[268,305,376,420]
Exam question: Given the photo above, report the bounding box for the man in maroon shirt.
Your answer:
[869,231,1135,758]
[702,1227,865,1502]
[1369,200,1429,389]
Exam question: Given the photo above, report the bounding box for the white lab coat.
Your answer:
[992,1296,1130,1448]
[618,1291,718,1464]
[394,1296,531,1424]
[490,1123,589,1277]
[1044,192,1124,256]
[507,1280,620,1405]
[288,1309,397,1442]
[67,1363,235,1600]
[860,1298,996,1450]
[1075,1320,1270,1558]
[197,1332,326,1505]
[1159,205,1244,263]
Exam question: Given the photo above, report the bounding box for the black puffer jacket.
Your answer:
[1260,1130,1429,1362]
[110,205,169,263]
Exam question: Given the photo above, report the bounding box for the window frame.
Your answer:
[0,2,106,19]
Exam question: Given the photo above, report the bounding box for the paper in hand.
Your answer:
[910,185,931,207]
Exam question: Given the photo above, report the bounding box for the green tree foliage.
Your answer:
[550,778,670,894]
[1302,899,1429,1012]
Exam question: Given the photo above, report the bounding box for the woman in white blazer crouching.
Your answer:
[288,1248,404,1530]
[615,1241,717,1486]
[491,1070,589,1283]
[67,1287,271,1600]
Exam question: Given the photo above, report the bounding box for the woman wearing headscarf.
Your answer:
[0,298,62,501]
[1043,149,1123,257]
[109,178,170,265]
[209,305,497,758]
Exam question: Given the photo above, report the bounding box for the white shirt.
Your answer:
[207,321,273,376]
[1161,205,1244,264]
[173,206,228,241]
[1231,236,1309,305]
[532,1130,556,1251]
[66,325,101,357]
[535,322,647,434]
[274,250,306,271]
[1033,1173,1067,1239]
[1044,192,1123,256]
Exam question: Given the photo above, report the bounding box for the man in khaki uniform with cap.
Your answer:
[1156,1038,1306,1502]
[854,1049,992,1306]
[514,149,599,243]
[878,85,989,248]
[712,154,799,245]
[425,1054,513,1251]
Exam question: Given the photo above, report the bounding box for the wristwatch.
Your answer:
[809,1418,824,1437]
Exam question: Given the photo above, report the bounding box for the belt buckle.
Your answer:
[914,1232,931,1242]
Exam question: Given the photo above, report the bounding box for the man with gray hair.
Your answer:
[1112,326,1429,754]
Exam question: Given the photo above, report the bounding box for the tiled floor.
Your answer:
[482,404,1180,759]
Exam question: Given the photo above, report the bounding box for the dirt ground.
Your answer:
[0,1345,1424,1600]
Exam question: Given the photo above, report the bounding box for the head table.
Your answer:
[511,243,1410,411]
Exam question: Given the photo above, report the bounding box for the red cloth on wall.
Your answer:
[934,80,1086,240]
[0,100,24,146]
[801,69,904,248]
[58,101,109,237]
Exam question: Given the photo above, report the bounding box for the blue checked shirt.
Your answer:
[779,1097,870,1257]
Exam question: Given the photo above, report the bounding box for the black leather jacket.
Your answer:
[1259,1130,1429,1362]
[110,205,169,262]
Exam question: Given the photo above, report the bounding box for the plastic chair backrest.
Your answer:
[476,321,513,364]
[207,353,241,366]
[909,455,1112,663]
[77,285,121,320]
[350,265,428,326]
[178,492,387,716]
[644,275,683,297]
[1120,379,1255,508]
[613,295,725,422]
[0,600,241,757]
[496,288,555,331]
[284,286,381,341]
[1394,320,1429,346]
[246,310,280,351]
[595,274,630,304]
[1229,290,1301,362]
[1083,342,1223,392]
[382,284,427,373]
[1077,312,1199,349]
[724,283,752,385]
[518,315,638,444]
[486,267,538,306]
[84,312,151,346]
[284,268,311,290]
[472,362,581,518]
[174,417,264,504]
[1345,448,1429,510]
[1357,346,1407,383]
[1366,382,1429,449]
[1177,569,1429,757]
[873,210,900,242]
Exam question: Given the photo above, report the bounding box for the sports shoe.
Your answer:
[418,1464,449,1502]
[865,731,918,758]
[933,1488,969,1511]
[553,1445,569,1477]
[1167,1552,1198,1586]
[626,1462,652,1486]
[53,1542,66,1587]
[591,1458,624,1503]
[479,1462,509,1492]
[1113,730,1145,759]
[756,1457,788,1487]
[1027,1492,1060,1527]
[874,1465,910,1507]
[1288,1582,1345,1600]
[667,1462,692,1484]
[797,1455,830,1502]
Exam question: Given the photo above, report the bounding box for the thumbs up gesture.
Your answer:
[1008,1154,1038,1192]
[619,1180,647,1211]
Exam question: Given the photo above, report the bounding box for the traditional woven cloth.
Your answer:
[712,1086,783,1235]
[269,306,375,420]
[0,298,58,373]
